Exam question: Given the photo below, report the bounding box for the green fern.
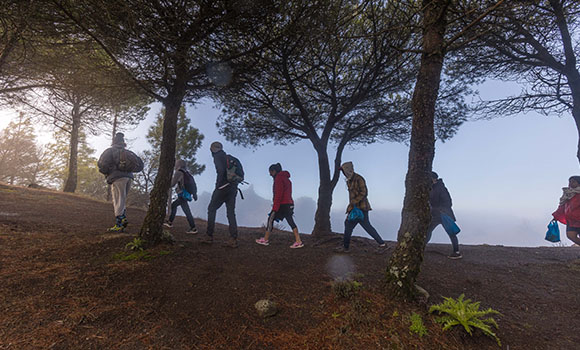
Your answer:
[429,294,501,346]
[125,238,145,251]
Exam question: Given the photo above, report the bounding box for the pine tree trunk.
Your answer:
[63,107,81,193]
[312,144,334,237]
[139,94,182,245]
[385,0,449,299]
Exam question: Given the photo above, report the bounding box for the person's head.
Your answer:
[431,171,439,184]
[112,132,126,146]
[569,176,580,188]
[340,161,354,180]
[210,141,223,154]
[175,159,186,170]
[269,163,282,177]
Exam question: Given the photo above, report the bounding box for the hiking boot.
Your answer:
[163,221,173,228]
[333,246,350,253]
[378,243,387,248]
[290,241,304,249]
[223,238,238,248]
[447,251,463,260]
[120,216,129,228]
[107,224,125,233]
[200,235,213,244]
[186,227,198,234]
[255,237,270,246]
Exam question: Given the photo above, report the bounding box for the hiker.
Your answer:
[255,163,304,249]
[201,141,239,247]
[426,171,462,259]
[97,132,142,232]
[552,175,580,246]
[164,159,198,234]
[334,161,386,253]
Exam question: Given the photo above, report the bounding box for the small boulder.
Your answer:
[255,299,279,318]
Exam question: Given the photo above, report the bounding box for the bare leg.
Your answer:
[292,227,302,243]
[566,230,580,245]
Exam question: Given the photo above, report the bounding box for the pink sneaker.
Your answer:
[255,237,269,246]
[290,242,304,249]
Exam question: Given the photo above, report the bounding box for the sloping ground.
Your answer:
[0,183,579,350]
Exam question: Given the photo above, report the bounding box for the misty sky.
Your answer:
[1,80,578,248]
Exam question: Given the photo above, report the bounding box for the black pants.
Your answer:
[426,216,459,253]
[267,204,297,232]
[343,210,384,249]
[206,185,238,238]
[169,196,196,229]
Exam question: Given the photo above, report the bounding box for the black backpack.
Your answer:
[178,169,197,198]
[116,148,144,173]
[226,154,244,185]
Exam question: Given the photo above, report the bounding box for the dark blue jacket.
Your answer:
[430,179,455,220]
[212,150,229,189]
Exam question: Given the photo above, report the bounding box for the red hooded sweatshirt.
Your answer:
[553,193,580,227]
[272,171,293,212]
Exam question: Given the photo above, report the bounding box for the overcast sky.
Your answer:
[1,80,578,248]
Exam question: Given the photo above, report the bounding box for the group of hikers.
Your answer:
[97,133,466,258]
[98,132,580,259]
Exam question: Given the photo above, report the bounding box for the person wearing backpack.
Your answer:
[201,141,240,248]
[97,133,142,233]
[426,172,462,259]
[334,161,386,253]
[255,163,304,249]
[164,159,198,234]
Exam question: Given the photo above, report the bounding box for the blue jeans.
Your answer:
[426,216,459,253]
[343,211,384,249]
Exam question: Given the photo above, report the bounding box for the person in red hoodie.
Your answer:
[552,175,580,246]
[256,163,304,248]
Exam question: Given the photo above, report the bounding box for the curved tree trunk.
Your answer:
[63,106,81,193]
[139,93,183,245]
[385,0,449,299]
[312,143,333,237]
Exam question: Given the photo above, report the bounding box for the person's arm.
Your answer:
[214,153,227,188]
[272,176,283,212]
[170,170,183,188]
[552,204,566,224]
[97,148,112,175]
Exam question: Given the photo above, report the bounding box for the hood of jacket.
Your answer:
[341,161,354,180]
[276,170,291,179]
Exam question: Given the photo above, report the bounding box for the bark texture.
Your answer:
[386,0,449,299]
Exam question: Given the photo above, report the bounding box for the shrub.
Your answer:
[408,312,428,337]
[332,280,363,299]
[429,294,501,346]
[125,238,146,251]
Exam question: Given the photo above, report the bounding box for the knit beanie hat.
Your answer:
[210,141,223,153]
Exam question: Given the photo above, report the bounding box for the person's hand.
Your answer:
[193,193,198,201]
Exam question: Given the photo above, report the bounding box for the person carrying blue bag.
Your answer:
[164,159,198,234]
[427,171,462,259]
[334,161,386,253]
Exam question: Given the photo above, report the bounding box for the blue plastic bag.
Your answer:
[348,206,364,222]
[179,189,193,202]
[545,219,560,243]
[441,213,461,235]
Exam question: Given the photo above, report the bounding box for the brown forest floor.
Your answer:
[1,183,579,350]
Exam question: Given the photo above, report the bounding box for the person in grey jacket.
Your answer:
[97,133,133,232]
[201,141,239,247]
[427,171,462,259]
[164,159,197,234]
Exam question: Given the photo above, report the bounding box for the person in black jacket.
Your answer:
[427,171,462,259]
[201,141,239,247]
[97,133,133,232]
